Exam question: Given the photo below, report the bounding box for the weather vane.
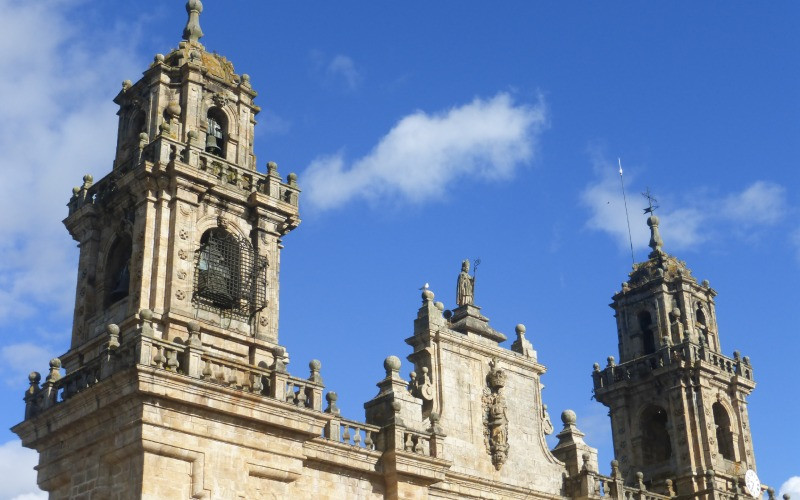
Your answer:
[642,187,659,215]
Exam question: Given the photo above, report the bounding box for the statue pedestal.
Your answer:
[449,304,507,343]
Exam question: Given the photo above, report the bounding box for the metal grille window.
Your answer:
[193,229,267,319]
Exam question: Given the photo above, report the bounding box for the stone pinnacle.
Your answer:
[183,0,204,43]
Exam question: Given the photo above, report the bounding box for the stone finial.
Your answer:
[607,356,616,367]
[421,288,434,303]
[636,471,646,490]
[581,452,591,472]
[783,494,790,500]
[647,215,664,256]
[309,359,323,384]
[106,323,120,350]
[47,358,62,382]
[287,173,298,186]
[182,0,204,43]
[384,355,401,376]
[267,161,278,175]
[767,488,775,500]
[122,80,132,91]
[324,391,339,415]
[562,409,577,426]
[139,309,154,337]
[272,346,287,373]
[187,321,201,347]
[511,323,536,359]
[610,459,620,479]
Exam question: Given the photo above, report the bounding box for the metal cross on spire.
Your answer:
[642,187,659,215]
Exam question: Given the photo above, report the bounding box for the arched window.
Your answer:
[195,229,240,309]
[638,310,656,355]
[713,403,735,460]
[640,405,672,465]
[205,108,227,157]
[696,307,707,327]
[194,228,268,318]
[105,235,132,307]
[696,306,709,345]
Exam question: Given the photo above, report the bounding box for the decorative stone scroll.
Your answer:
[482,357,509,470]
[409,366,435,401]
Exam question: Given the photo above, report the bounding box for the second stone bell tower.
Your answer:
[593,211,758,497]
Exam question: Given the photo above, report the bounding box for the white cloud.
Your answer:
[327,55,362,91]
[722,181,786,226]
[303,93,547,211]
[0,0,141,322]
[580,158,786,253]
[309,51,363,91]
[0,343,53,388]
[0,440,44,500]
[780,477,800,500]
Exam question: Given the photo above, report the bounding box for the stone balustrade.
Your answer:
[22,311,328,419]
[401,428,433,456]
[68,136,300,218]
[593,341,754,393]
[323,416,381,451]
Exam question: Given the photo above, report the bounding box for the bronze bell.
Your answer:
[108,261,130,303]
[205,132,222,156]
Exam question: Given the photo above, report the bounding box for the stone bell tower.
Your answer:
[593,210,758,498]
[14,3,310,498]
[63,0,299,352]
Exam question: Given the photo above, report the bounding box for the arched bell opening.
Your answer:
[638,310,656,355]
[640,405,672,465]
[205,107,227,158]
[104,235,132,308]
[712,402,735,460]
[195,228,241,310]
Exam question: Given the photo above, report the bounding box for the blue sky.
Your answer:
[0,1,798,498]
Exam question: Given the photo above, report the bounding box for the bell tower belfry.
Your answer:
[593,212,758,497]
[63,0,299,354]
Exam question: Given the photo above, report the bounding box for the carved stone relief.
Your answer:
[482,357,509,470]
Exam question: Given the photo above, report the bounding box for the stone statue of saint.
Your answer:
[456,259,474,306]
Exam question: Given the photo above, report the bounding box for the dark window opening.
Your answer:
[193,229,267,319]
[205,108,227,157]
[641,405,672,465]
[713,403,735,460]
[105,235,132,307]
[696,307,707,327]
[639,310,656,355]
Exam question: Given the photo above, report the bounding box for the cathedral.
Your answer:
[12,2,771,499]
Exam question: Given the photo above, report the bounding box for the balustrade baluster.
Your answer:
[364,431,374,450]
[342,425,351,444]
